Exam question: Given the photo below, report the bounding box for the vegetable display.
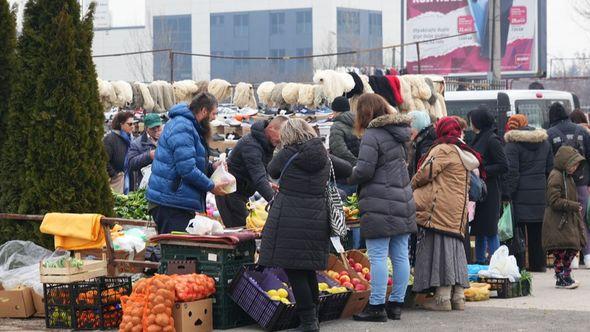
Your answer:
[344,194,359,221]
[113,189,151,220]
[43,256,84,268]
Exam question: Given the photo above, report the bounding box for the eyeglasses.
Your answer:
[125,122,134,126]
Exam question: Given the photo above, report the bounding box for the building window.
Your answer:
[337,10,360,35]
[296,48,312,73]
[153,15,192,81]
[233,50,249,73]
[270,12,285,35]
[211,15,224,26]
[296,11,311,34]
[270,49,286,74]
[233,14,249,37]
[369,13,382,36]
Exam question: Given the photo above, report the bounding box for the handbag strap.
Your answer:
[327,157,337,185]
[278,152,300,186]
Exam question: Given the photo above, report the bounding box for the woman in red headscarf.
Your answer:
[411,117,485,311]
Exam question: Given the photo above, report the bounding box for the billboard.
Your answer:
[404,0,546,77]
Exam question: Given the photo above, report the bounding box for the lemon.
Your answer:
[270,295,282,302]
[267,289,278,298]
[277,288,289,299]
[280,297,291,305]
[318,283,329,291]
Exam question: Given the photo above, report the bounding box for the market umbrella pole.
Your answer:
[0,213,160,271]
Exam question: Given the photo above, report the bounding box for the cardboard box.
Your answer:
[173,299,213,332]
[0,287,35,318]
[31,290,45,318]
[325,255,370,319]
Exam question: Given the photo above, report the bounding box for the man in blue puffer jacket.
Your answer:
[147,92,228,233]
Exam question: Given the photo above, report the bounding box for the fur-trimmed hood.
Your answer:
[368,114,412,144]
[504,127,548,143]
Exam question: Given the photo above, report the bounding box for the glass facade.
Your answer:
[153,15,192,80]
[337,8,383,67]
[210,8,313,83]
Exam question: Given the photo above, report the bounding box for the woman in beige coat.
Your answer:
[412,117,485,311]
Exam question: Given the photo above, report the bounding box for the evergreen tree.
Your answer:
[0,0,16,130]
[20,0,114,216]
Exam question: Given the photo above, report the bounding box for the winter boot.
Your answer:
[555,273,579,289]
[353,304,388,322]
[385,301,403,320]
[451,285,465,311]
[422,286,452,311]
[296,306,319,332]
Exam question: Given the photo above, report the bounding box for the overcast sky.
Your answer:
[548,0,590,59]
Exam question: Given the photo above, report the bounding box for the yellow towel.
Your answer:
[40,213,106,250]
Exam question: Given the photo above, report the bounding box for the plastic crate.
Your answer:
[160,241,256,266]
[43,277,130,330]
[212,301,255,330]
[479,277,531,298]
[229,265,298,331]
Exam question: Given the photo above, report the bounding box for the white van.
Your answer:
[445,90,579,133]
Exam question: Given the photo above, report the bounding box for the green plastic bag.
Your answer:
[498,203,513,242]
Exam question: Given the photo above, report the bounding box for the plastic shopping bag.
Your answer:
[478,245,521,282]
[498,203,513,242]
[245,201,268,232]
[138,165,151,189]
[186,215,224,235]
[210,153,236,194]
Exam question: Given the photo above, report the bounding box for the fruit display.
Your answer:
[347,256,393,286]
[43,256,84,269]
[465,282,491,302]
[317,282,349,294]
[343,194,359,221]
[48,306,73,328]
[266,288,291,304]
[171,273,216,302]
[325,270,367,291]
[113,189,151,220]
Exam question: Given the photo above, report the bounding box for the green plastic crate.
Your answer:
[212,301,254,330]
[160,241,256,265]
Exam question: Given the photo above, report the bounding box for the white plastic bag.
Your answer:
[477,245,521,282]
[210,153,236,194]
[139,165,152,189]
[186,215,225,235]
[0,241,50,295]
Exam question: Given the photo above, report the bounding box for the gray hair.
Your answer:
[279,118,317,147]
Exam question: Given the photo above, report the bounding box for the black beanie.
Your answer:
[331,96,350,113]
[469,105,495,130]
[549,102,569,125]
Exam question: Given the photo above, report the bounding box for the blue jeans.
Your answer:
[366,234,410,304]
[475,235,500,263]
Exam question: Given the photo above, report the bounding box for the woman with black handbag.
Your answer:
[349,94,417,322]
[259,118,351,332]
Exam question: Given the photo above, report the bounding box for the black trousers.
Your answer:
[150,205,194,234]
[516,223,546,272]
[215,193,249,228]
[285,269,319,313]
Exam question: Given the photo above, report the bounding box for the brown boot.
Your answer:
[422,286,452,311]
[451,285,465,311]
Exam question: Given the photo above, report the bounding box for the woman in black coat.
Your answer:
[349,94,417,322]
[469,106,508,264]
[503,114,553,271]
[259,118,351,332]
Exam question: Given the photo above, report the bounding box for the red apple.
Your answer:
[364,273,371,281]
[387,277,393,286]
[354,263,363,272]
[339,271,349,276]
[348,258,355,265]
[351,278,361,286]
[355,283,366,291]
[342,282,354,289]
[339,275,351,284]
[362,267,370,275]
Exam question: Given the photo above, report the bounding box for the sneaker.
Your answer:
[556,274,579,289]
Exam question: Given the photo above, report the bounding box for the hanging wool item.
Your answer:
[173,80,199,104]
[398,76,412,111]
[359,74,374,93]
[138,82,154,112]
[233,82,257,109]
[97,78,116,110]
[297,84,315,107]
[312,84,327,109]
[111,80,133,109]
[270,83,288,109]
[345,72,364,98]
[130,82,144,109]
[313,70,355,103]
[282,83,301,105]
[256,81,275,106]
[195,80,209,96]
[208,79,232,102]
[148,82,164,113]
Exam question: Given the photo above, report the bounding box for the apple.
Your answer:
[364,273,371,281]
[348,258,355,266]
[387,277,393,286]
[339,275,351,284]
[351,278,361,286]
[339,271,349,276]
[342,282,354,289]
[362,267,370,275]
[354,263,363,272]
[355,283,366,291]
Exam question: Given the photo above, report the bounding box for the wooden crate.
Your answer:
[40,253,107,284]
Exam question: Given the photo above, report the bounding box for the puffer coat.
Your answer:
[349,114,417,239]
[412,144,479,238]
[503,128,553,223]
[542,146,587,251]
[329,111,360,167]
[259,138,352,270]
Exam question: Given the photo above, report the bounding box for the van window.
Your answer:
[515,99,572,129]
[445,100,497,120]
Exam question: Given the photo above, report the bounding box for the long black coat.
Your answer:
[409,125,436,177]
[103,130,131,178]
[349,114,417,239]
[470,128,508,236]
[259,138,352,270]
[503,128,553,223]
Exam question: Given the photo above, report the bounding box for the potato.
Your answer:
[147,325,163,332]
[152,304,166,314]
[155,313,169,327]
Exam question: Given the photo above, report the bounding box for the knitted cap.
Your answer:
[435,116,462,139]
[331,96,350,113]
[408,110,431,132]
